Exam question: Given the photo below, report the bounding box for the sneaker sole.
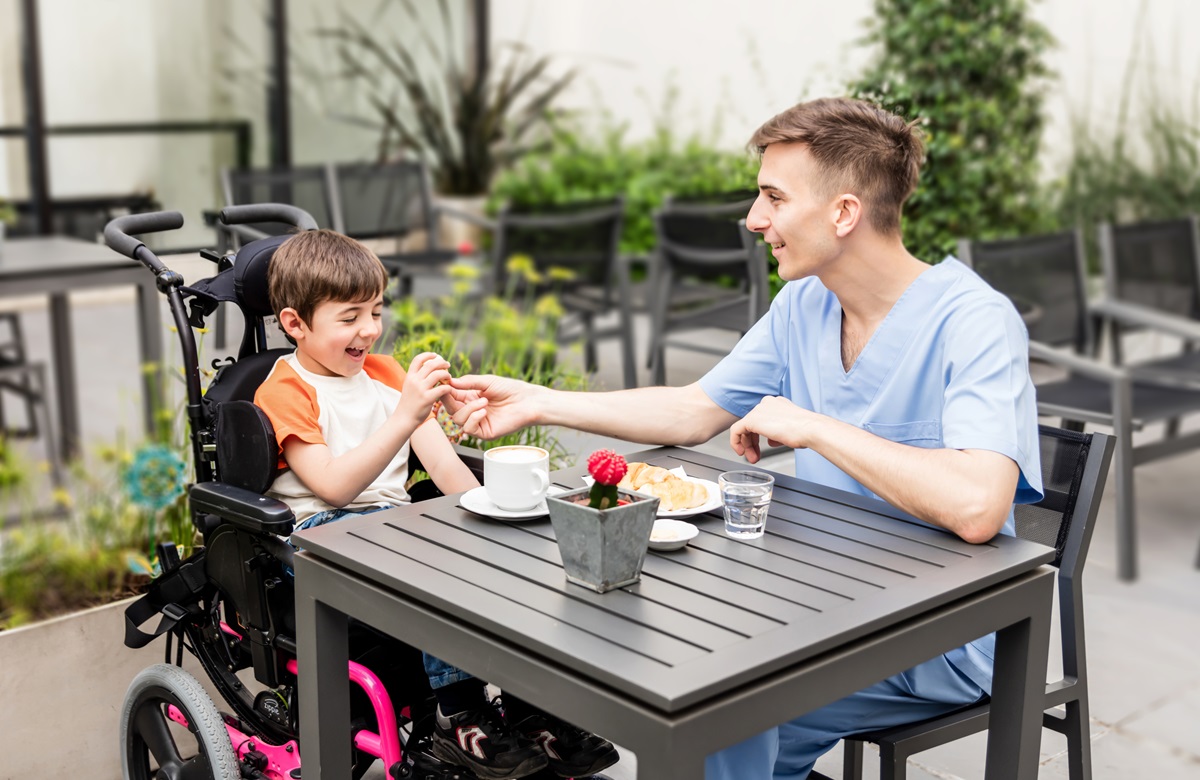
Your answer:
[431,734,548,780]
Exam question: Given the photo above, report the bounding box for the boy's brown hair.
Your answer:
[267,229,388,323]
[749,97,925,235]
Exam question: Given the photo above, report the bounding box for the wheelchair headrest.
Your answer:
[181,233,291,325]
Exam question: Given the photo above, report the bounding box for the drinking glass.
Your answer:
[718,470,774,539]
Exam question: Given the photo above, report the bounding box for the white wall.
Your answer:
[4,0,1200,237]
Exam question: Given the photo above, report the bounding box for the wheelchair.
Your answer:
[106,205,597,780]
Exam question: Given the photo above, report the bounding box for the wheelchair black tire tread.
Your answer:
[120,663,240,780]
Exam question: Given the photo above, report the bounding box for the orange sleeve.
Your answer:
[363,354,436,421]
[253,361,325,467]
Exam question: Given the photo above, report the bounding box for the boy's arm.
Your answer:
[282,353,454,507]
[409,419,480,495]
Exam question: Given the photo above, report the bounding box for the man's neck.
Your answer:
[821,233,928,328]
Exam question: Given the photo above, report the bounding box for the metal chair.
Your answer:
[648,191,769,385]
[220,165,339,240]
[0,312,63,492]
[491,197,636,388]
[960,230,1200,580]
[328,160,491,296]
[832,425,1115,780]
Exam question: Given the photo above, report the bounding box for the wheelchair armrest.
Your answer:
[190,481,295,536]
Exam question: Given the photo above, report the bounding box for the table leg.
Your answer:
[296,557,353,780]
[985,568,1052,779]
[48,293,78,460]
[135,277,163,439]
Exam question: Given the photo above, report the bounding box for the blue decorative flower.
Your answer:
[124,444,187,511]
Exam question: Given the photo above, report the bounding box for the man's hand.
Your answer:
[446,374,539,440]
[396,352,454,428]
[730,396,821,463]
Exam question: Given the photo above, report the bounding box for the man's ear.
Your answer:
[832,194,864,238]
[278,308,306,341]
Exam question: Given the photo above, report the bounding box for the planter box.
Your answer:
[548,488,658,593]
[0,597,219,779]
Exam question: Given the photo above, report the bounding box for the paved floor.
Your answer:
[2,253,1198,778]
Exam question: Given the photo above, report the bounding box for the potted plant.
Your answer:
[547,450,658,593]
[319,7,576,247]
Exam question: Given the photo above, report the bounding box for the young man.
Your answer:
[256,229,619,779]
[446,97,1043,778]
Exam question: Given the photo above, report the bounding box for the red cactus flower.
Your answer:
[587,449,627,485]
[586,449,627,509]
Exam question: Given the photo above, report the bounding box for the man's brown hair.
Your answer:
[749,97,925,234]
[267,229,388,323]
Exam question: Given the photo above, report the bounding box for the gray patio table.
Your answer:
[0,236,162,458]
[293,446,1055,780]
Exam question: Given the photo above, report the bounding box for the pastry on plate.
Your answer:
[618,462,708,511]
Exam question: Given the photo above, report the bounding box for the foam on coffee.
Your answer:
[486,446,545,463]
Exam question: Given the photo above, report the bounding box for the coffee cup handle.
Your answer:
[532,469,549,494]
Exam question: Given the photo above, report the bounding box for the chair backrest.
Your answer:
[330,160,440,244]
[1017,424,1114,678]
[1100,216,1200,319]
[958,230,1093,353]
[221,166,339,236]
[491,197,625,298]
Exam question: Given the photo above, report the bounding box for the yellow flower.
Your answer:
[546,266,576,282]
[51,488,73,508]
[448,263,481,281]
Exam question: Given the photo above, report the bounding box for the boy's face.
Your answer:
[283,294,385,377]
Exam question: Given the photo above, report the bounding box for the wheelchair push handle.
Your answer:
[104,210,185,262]
[219,203,318,231]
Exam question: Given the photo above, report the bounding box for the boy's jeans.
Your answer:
[291,505,472,690]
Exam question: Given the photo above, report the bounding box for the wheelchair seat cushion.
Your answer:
[216,400,280,495]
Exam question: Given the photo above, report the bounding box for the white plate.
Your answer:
[649,519,700,551]
[459,486,547,521]
[652,477,723,518]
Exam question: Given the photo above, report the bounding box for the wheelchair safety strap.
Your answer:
[123,552,209,649]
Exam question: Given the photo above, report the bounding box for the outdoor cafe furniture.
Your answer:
[960,230,1200,581]
[0,235,163,461]
[293,446,1056,780]
[490,197,637,389]
[838,426,1115,780]
[648,190,770,385]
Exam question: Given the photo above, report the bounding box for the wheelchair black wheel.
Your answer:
[121,663,240,780]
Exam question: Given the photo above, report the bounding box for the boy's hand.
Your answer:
[396,352,455,428]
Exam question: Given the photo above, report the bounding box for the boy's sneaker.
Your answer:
[508,712,620,778]
[433,703,548,779]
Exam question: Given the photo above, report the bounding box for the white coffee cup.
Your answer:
[484,445,550,511]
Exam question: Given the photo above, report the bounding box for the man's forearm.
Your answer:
[807,417,1018,543]
[536,383,737,446]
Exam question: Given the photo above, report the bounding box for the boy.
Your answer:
[255,229,619,779]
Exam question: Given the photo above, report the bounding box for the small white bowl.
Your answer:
[648,519,700,551]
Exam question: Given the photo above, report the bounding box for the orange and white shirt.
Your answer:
[254,352,412,522]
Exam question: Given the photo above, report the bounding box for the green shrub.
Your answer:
[489,113,760,256]
[849,0,1057,263]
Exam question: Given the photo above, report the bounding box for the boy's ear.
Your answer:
[278,308,307,341]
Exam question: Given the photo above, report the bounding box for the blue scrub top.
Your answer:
[699,257,1043,690]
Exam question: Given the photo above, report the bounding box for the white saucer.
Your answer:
[649,519,700,551]
[459,486,548,521]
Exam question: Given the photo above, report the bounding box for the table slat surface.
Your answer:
[297,447,1053,711]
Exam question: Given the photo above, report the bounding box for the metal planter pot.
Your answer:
[547,487,659,593]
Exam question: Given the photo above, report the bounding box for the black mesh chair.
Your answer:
[829,425,1115,780]
[329,161,490,297]
[220,165,339,241]
[491,197,636,388]
[960,230,1200,581]
[647,191,769,386]
[0,312,63,492]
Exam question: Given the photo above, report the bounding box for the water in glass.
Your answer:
[719,471,774,539]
